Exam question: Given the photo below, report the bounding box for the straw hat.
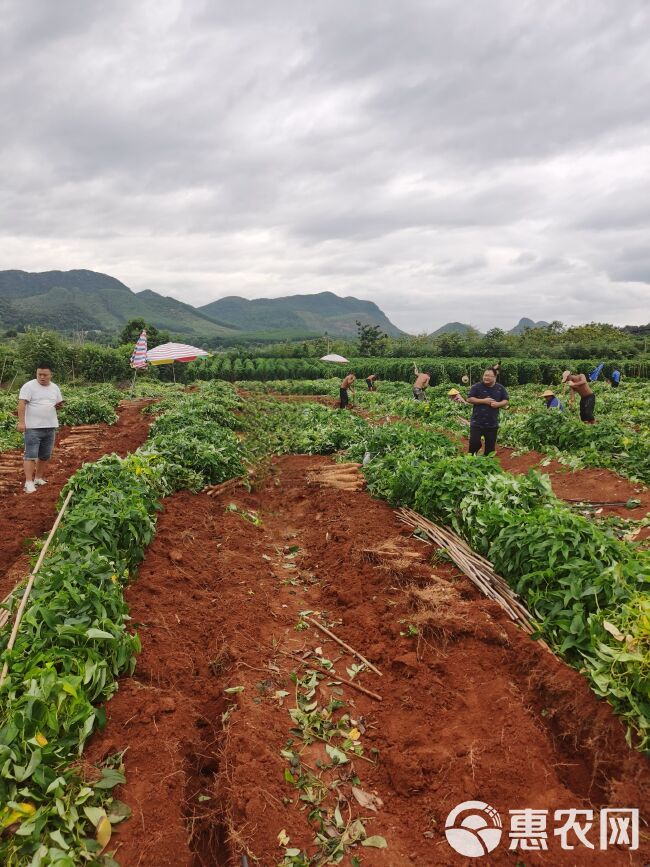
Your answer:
[447,388,460,396]
[541,390,555,398]
[561,370,571,382]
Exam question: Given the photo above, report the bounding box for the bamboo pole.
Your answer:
[0,489,74,687]
[305,616,383,677]
[281,651,382,702]
[396,506,550,649]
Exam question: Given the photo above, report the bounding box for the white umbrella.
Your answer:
[146,342,210,365]
[146,342,210,382]
[320,353,349,363]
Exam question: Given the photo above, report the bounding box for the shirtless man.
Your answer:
[340,372,356,409]
[413,370,431,401]
[562,370,595,423]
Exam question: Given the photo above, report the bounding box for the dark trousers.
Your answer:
[611,380,619,388]
[580,393,596,423]
[469,425,498,455]
[339,388,348,409]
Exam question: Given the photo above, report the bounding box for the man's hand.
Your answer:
[16,422,25,432]
[55,401,64,409]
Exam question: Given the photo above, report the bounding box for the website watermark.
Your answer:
[444,800,639,858]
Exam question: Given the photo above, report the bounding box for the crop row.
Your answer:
[188,355,648,385]
[245,396,649,752]
[0,382,247,865]
[2,385,647,863]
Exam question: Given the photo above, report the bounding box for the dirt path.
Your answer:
[0,401,155,599]
[496,445,649,520]
[86,455,649,866]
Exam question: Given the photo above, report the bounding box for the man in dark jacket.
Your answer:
[467,367,509,455]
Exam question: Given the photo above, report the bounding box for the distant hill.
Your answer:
[0,270,236,337]
[199,291,405,337]
[0,271,404,340]
[509,317,550,334]
[429,322,478,337]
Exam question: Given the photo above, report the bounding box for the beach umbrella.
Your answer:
[130,330,148,369]
[128,329,148,393]
[320,353,349,363]
[146,342,210,382]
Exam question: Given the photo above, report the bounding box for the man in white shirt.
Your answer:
[17,367,64,494]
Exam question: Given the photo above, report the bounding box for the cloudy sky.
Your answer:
[1,0,649,333]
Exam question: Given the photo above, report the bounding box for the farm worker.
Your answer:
[447,388,468,405]
[366,374,378,391]
[540,390,564,410]
[413,370,431,400]
[340,372,356,409]
[467,367,509,455]
[17,366,64,494]
[561,370,595,423]
[611,369,621,388]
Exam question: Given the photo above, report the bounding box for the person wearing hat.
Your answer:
[562,370,595,423]
[447,388,468,404]
[540,389,564,410]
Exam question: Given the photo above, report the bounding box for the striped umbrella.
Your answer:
[130,330,148,369]
[146,342,210,366]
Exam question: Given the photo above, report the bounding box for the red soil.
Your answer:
[86,456,650,867]
[0,402,155,599]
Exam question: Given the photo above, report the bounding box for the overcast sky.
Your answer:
[1,0,649,333]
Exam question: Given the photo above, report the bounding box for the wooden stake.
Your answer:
[0,489,74,687]
[305,616,383,677]
[282,651,382,702]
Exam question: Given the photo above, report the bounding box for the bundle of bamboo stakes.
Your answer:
[396,506,548,648]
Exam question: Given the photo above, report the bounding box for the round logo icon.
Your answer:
[445,800,503,857]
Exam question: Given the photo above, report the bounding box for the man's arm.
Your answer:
[17,398,27,432]
[467,396,491,404]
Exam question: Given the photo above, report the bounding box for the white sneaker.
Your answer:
[24,481,37,494]
[34,478,47,486]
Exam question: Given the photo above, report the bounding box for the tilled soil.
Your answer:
[0,402,155,599]
[86,455,650,866]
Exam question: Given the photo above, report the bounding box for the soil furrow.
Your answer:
[86,455,649,866]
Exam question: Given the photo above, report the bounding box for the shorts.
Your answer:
[413,387,425,401]
[579,394,596,423]
[24,428,56,461]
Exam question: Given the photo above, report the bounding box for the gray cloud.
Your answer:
[1,0,649,333]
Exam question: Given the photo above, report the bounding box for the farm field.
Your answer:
[0,381,648,865]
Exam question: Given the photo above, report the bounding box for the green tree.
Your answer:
[356,321,388,356]
[17,329,68,377]
[117,318,170,348]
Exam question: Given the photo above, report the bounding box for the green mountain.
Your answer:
[429,322,479,337]
[199,291,405,337]
[0,270,237,337]
[0,271,405,340]
[509,317,549,335]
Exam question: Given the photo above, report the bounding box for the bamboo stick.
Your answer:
[305,616,383,677]
[0,489,74,687]
[282,651,382,702]
[396,506,549,650]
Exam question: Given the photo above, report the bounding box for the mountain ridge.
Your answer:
[0,270,404,338]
